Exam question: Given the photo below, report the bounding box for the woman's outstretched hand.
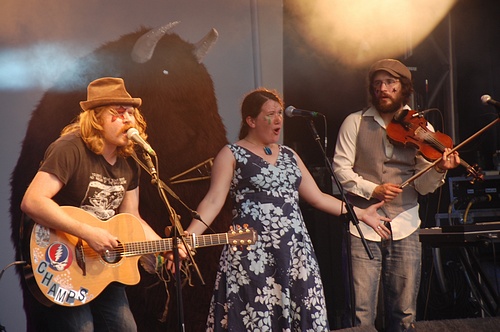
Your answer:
[358,200,392,240]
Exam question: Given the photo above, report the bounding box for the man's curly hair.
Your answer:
[61,105,148,158]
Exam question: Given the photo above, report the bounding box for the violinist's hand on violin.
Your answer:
[372,183,403,202]
[436,148,460,171]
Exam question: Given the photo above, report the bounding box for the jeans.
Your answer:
[350,230,421,332]
[33,283,137,332]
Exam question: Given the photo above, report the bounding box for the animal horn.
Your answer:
[193,28,218,63]
[131,21,180,63]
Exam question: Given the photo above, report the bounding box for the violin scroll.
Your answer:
[466,163,484,184]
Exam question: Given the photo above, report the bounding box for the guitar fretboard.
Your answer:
[122,233,230,256]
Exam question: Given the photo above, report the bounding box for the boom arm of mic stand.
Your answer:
[136,153,203,220]
[132,152,205,285]
[307,119,373,260]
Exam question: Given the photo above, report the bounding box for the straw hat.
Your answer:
[79,77,142,111]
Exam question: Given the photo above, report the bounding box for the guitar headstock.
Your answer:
[228,224,257,251]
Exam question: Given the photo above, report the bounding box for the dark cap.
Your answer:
[368,59,411,81]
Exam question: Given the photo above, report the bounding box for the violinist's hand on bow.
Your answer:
[372,183,402,203]
[436,148,460,171]
[357,200,392,240]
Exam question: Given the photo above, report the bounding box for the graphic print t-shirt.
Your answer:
[40,132,139,220]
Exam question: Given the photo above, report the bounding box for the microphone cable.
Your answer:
[0,260,26,282]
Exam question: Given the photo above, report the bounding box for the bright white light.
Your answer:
[288,0,457,67]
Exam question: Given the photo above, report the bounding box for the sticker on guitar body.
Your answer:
[34,252,90,305]
[31,223,95,305]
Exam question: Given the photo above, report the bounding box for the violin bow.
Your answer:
[399,116,499,189]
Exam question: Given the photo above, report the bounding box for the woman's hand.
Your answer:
[165,231,191,273]
[357,201,392,240]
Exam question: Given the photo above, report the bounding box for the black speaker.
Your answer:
[335,317,500,332]
[413,317,500,331]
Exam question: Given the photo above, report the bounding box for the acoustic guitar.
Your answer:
[23,206,257,307]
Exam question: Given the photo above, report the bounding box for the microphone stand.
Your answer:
[136,152,205,332]
[306,119,373,327]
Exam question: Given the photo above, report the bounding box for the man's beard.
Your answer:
[373,93,405,114]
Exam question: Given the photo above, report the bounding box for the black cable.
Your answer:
[0,260,26,330]
[491,240,499,296]
[0,261,26,281]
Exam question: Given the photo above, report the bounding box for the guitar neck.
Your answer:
[124,233,228,256]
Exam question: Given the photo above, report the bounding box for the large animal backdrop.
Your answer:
[10,22,232,331]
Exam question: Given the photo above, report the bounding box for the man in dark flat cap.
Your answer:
[333,59,459,331]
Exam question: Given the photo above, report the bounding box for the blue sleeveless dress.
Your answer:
[206,144,329,331]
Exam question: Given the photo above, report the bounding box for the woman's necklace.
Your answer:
[244,138,273,155]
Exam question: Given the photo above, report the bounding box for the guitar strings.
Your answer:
[76,231,249,258]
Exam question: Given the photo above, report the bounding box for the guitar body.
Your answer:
[23,206,257,307]
[25,206,145,307]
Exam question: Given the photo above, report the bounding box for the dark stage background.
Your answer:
[283,0,500,329]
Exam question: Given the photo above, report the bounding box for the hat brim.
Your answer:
[370,67,403,79]
[80,97,142,111]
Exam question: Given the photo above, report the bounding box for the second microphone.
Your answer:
[285,106,323,118]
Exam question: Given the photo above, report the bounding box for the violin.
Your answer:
[386,109,484,184]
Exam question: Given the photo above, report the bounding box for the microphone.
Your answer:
[411,109,433,118]
[285,106,322,118]
[142,152,158,182]
[127,128,156,156]
[481,95,500,109]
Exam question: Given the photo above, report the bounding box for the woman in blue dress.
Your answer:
[183,88,391,331]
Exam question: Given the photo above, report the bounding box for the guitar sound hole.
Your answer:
[102,242,122,264]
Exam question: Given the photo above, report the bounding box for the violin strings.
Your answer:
[402,113,473,175]
[417,126,446,151]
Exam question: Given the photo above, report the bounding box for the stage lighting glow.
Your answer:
[0,43,89,90]
[287,0,457,67]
